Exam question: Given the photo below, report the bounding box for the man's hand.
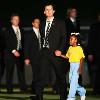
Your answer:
[25,59,30,65]
[88,55,94,62]
[13,51,20,57]
[55,50,61,56]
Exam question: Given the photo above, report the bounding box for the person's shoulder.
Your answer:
[68,46,73,49]
[77,46,83,51]
[5,26,13,33]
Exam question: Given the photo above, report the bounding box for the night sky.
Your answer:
[0,0,100,26]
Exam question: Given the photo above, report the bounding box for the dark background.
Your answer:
[0,0,100,26]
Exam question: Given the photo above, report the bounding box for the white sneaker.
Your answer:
[67,98,75,100]
[81,95,86,100]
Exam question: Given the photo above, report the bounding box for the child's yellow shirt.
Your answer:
[66,46,85,63]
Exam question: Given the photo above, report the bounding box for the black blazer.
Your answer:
[4,26,24,59]
[0,26,5,51]
[40,18,67,53]
[65,18,80,37]
[24,28,41,60]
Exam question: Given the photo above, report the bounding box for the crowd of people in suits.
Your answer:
[0,3,100,100]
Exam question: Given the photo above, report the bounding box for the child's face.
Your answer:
[70,36,77,46]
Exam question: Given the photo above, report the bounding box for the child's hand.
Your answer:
[55,50,61,56]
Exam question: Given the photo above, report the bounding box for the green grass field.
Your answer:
[0,88,100,100]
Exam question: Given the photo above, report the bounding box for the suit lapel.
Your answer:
[32,28,39,41]
[49,18,56,33]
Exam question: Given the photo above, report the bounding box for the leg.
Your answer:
[67,63,80,99]
[52,57,67,100]
[0,52,5,88]
[34,48,51,100]
[5,59,14,92]
[16,57,27,91]
[77,84,86,100]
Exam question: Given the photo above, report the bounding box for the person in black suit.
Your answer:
[66,8,80,39]
[0,25,5,91]
[24,18,41,93]
[30,4,67,100]
[4,14,27,93]
[88,13,100,95]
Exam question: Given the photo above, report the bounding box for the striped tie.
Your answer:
[44,21,50,48]
[16,29,21,50]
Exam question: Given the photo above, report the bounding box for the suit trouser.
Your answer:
[35,48,67,100]
[0,51,5,87]
[5,54,26,91]
[67,62,86,99]
[30,57,41,91]
[93,60,100,93]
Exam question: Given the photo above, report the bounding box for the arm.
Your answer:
[78,58,84,74]
[87,25,96,62]
[24,32,31,65]
[59,20,67,53]
[60,55,68,59]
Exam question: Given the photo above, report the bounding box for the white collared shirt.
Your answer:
[12,25,21,40]
[70,17,76,23]
[45,17,54,36]
[33,27,40,39]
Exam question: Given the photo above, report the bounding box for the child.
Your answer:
[55,34,86,100]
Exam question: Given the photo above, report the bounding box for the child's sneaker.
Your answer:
[81,95,86,100]
[67,98,75,100]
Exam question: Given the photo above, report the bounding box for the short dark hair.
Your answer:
[11,13,20,20]
[44,3,55,10]
[32,18,40,23]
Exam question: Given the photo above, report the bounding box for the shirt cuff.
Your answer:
[12,49,16,53]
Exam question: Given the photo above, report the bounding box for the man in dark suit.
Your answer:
[24,18,41,92]
[66,8,80,39]
[30,4,67,100]
[4,14,27,93]
[0,25,5,91]
[88,13,100,95]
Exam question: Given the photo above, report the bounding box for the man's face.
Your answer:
[44,5,55,17]
[70,9,77,18]
[32,19,40,28]
[11,16,20,26]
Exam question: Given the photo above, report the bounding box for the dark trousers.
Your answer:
[35,48,67,100]
[30,57,41,92]
[93,60,100,93]
[5,51,26,91]
[0,51,5,87]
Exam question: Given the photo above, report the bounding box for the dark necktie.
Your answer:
[44,21,51,48]
[37,30,41,49]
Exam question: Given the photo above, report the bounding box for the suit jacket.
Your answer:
[40,18,67,54]
[4,26,24,60]
[65,18,80,35]
[0,26,5,51]
[88,21,100,58]
[24,28,41,61]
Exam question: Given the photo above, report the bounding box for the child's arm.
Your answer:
[60,55,68,59]
[78,57,84,74]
